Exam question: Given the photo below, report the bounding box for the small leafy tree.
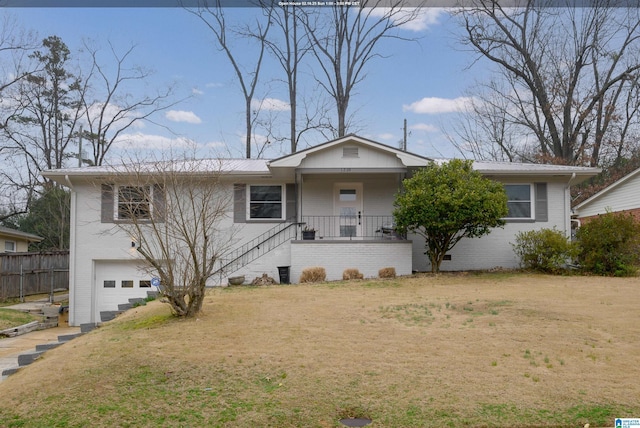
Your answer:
[576,212,640,277]
[512,228,577,274]
[393,159,508,273]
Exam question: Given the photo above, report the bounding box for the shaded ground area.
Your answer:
[0,273,638,427]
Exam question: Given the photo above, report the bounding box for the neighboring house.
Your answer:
[573,166,640,223]
[42,135,599,327]
[0,226,43,253]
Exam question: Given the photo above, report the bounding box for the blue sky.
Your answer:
[7,6,488,160]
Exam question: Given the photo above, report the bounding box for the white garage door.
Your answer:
[95,260,155,315]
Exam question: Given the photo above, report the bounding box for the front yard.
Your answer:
[1,273,638,427]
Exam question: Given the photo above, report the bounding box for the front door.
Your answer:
[334,182,363,238]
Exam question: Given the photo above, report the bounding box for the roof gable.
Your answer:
[268,135,430,169]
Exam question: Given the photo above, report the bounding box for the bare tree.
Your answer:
[189,3,271,158]
[303,2,422,137]
[455,0,640,166]
[106,156,235,317]
[261,4,311,153]
[80,41,178,166]
[2,36,85,196]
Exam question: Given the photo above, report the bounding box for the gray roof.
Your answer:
[43,157,600,178]
[42,158,271,178]
[471,160,600,176]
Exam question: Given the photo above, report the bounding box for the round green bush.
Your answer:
[575,212,640,277]
[512,228,577,273]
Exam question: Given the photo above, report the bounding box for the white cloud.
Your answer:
[378,133,395,141]
[251,97,290,112]
[403,96,475,114]
[411,123,439,132]
[165,110,202,124]
[205,82,223,88]
[366,7,446,32]
[113,132,197,151]
[192,88,204,95]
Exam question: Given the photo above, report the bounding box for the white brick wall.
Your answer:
[290,240,412,282]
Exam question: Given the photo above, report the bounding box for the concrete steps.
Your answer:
[1,330,83,379]
[2,291,159,381]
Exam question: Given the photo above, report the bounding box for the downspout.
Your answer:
[64,175,78,326]
[565,173,577,239]
[297,170,303,236]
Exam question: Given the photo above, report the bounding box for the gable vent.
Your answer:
[343,147,359,158]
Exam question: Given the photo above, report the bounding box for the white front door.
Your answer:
[333,182,363,238]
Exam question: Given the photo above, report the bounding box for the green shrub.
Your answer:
[576,212,640,277]
[512,228,577,273]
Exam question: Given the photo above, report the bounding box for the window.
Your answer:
[505,184,533,219]
[4,241,16,252]
[103,280,116,288]
[343,147,359,158]
[249,185,283,219]
[121,280,134,288]
[116,186,152,220]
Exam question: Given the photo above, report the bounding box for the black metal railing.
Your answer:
[214,222,302,277]
[300,215,405,240]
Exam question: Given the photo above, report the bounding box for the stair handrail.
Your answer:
[214,221,303,277]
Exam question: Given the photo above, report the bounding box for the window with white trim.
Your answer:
[115,185,152,220]
[4,241,16,252]
[505,184,534,219]
[248,185,284,220]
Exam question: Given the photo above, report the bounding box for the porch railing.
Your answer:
[301,215,405,240]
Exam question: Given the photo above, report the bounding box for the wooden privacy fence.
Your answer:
[0,251,69,302]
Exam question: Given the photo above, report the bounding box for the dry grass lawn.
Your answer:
[1,273,639,427]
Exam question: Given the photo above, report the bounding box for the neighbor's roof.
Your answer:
[0,226,43,242]
[573,166,640,211]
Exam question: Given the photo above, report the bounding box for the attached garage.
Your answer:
[93,260,155,320]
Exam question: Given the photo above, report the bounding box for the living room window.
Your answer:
[248,185,284,220]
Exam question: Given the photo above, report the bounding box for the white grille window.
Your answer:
[4,241,16,252]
